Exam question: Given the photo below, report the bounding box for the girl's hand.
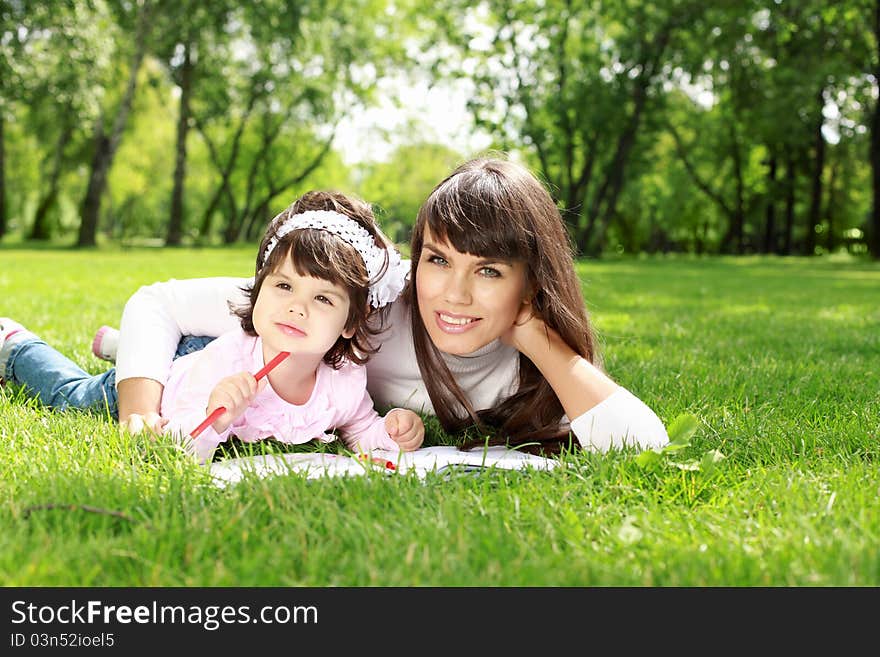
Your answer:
[385,409,425,451]
[207,372,266,433]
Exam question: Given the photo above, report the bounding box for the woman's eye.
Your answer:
[479,267,501,278]
[427,255,448,266]
[315,295,333,306]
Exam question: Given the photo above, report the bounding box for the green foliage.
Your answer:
[358,142,464,242]
[0,1,877,256]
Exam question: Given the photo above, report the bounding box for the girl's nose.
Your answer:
[288,298,307,317]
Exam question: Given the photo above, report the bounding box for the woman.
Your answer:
[30,157,669,453]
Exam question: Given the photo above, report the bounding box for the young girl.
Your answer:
[93,156,670,455]
[0,191,424,463]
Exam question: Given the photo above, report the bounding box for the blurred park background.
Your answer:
[1,0,879,259]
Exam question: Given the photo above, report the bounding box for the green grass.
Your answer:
[1,247,878,585]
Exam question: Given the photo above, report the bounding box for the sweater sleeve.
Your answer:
[116,277,250,386]
[568,387,669,452]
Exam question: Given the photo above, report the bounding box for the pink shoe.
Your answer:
[1,318,32,382]
[91,325,119,362]
[0,318,26,345]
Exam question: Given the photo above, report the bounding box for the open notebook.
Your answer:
[209,445,560,487]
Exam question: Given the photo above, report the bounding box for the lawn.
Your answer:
[1,247,878,586]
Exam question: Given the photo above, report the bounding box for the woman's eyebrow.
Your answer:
[422,242,447,256]
[423,242,512,267]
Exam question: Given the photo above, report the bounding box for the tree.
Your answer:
[150,0,239,245]
[191,0,408,244]
[77,0,153,246]
[870,0,880,258]
[358,142,463,243]
[423,0,710,255]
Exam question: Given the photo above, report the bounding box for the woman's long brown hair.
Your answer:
[408,157,601,454]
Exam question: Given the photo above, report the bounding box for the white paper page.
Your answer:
[209,445,559,488]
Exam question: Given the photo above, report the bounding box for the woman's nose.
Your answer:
[443,272,472,305]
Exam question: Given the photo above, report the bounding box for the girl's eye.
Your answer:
[427,255,448,266]
[315,295,333,306]
[479,267,501,278]
[275,282,291,291]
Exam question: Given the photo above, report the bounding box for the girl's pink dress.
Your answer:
[161,329,399,463]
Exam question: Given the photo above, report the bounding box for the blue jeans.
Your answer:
[2,335,215,419]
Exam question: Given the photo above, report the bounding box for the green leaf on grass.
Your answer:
[666,413,701,445]
[635,450,663,468]
[700,449,725,474]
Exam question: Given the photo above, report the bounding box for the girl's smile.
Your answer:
[275,322,307,338]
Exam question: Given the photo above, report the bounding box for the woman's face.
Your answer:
[416,227,530,355]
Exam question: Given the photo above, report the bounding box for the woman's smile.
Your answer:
[434,311,482,334]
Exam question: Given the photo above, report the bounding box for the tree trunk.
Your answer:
[870,0,880,258]
[195,89,259,239]
[78,115,109,246]
[721,116,745,255]
[782,150,796,256]
[0,114,5,239]
[585,25,672,255]
[825,159,838,252]
[804,86,826,256]
[166,40,193,246]
[30,123,74,240]
[581,26,671,256]
[667,121,737,254]
[223,200,245,244]
[77,2,151,247]
[763,152,777,253]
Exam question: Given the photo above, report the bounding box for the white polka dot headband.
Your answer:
[262,210,408,309]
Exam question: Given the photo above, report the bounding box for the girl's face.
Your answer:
[416,227,530,356]
[253,256,354,358]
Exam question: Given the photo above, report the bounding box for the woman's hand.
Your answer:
[384,409,425,451]
[117,378,164,429]
[500,300,549,356]
[207,372,266,434]
[120,412,168,436]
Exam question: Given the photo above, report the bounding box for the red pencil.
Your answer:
[189,350,290,439]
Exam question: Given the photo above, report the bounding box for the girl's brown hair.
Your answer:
[408,157,601,454]
[234,190,392,368]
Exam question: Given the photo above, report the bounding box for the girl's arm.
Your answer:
[161,345,240,465]
[116,277,248,421]
[504,307,668,451]
[333,366,402,452]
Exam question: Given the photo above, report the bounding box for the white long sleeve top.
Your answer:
[117,275,669,452]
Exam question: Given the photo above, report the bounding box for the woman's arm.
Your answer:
[503,305,668,451]
[116,277,248,421]
[503,306,618,418]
